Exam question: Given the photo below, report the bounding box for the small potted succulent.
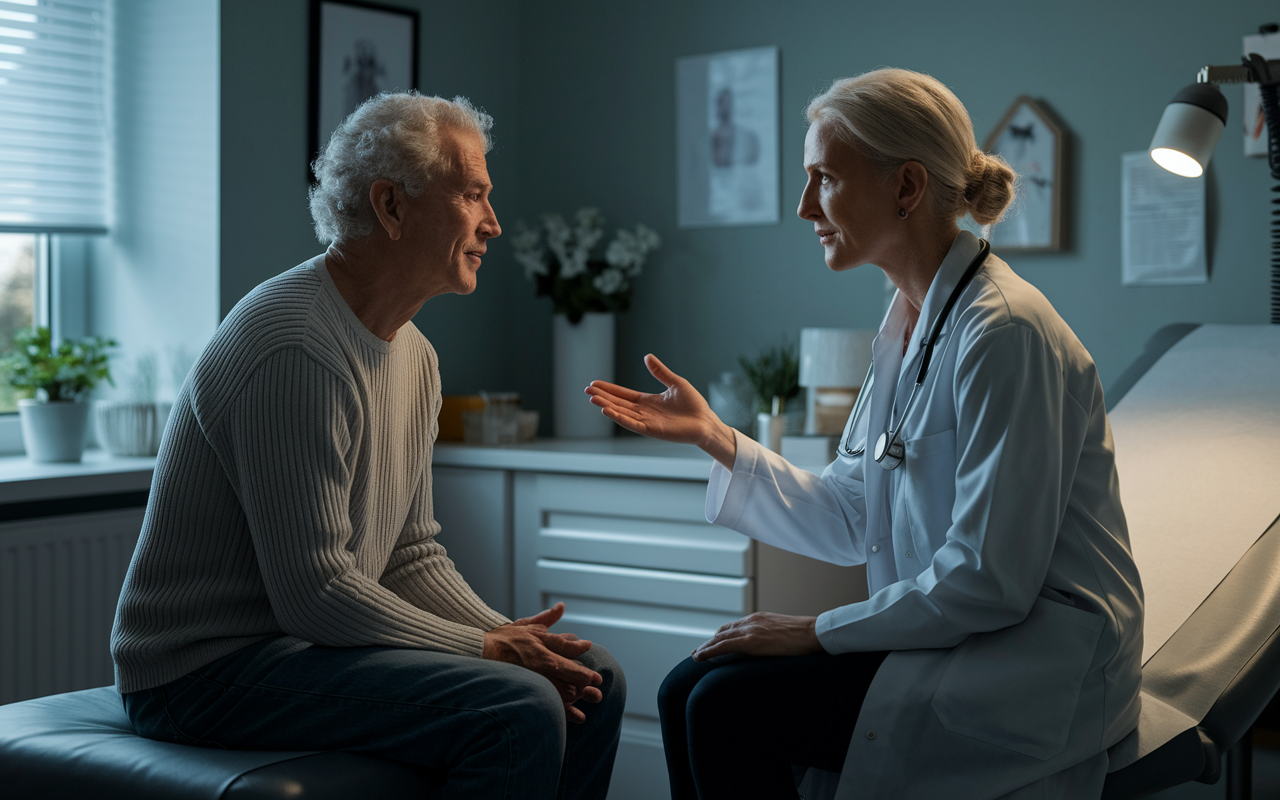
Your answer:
[1,326,116,462]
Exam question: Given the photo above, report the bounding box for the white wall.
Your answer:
[90,0,219,400]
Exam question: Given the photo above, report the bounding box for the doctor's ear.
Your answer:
[369,179,405,241]
[895,161,930,216]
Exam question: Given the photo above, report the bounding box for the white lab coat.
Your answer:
[707,232,1144,799]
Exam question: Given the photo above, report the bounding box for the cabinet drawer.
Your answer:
[538,559,750,614]
[538,512,750,577]
[549,596,737,720]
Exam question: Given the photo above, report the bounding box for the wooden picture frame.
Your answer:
[308,0,419,180]
[982,96,1065,252]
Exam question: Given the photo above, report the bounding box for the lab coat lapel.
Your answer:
[892,231,984,435]
[864,296,909,587]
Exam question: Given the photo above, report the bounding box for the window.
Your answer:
[0,0,109,234]
[0,232,45,414]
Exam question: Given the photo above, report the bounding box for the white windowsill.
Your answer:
[0,448,155,505]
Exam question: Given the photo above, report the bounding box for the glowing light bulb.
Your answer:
[1150,148,1204,178]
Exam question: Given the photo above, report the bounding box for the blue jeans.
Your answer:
[123,636,625,800]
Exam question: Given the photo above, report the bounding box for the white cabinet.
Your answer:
[434,440,867,800]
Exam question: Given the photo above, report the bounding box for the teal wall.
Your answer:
[221,0,1276,427]
[91,0,219,399]
[513,0,1275,414]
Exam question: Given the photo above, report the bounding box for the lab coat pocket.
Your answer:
[931,596,1105,761]
[900,428,957,558]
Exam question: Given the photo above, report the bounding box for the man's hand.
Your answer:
[691,612,824,662]
[484,602,603,723]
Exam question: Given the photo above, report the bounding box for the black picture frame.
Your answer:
[307,0,420,181]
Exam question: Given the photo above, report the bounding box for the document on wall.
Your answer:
[1121,151,1207,286]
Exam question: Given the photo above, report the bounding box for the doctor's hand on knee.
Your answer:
[485,602,605,724]
[585,354,738,470]
[691,612,824,662]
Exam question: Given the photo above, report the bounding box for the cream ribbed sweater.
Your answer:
[111,256,509,694]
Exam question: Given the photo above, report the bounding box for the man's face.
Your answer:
[401,128,500,297]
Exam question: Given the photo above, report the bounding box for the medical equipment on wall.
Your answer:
[840,239,991,469]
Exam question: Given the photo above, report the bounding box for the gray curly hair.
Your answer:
[308,91,494,245]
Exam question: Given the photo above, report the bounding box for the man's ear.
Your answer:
[369,179,403,241]
[896,161,930,215]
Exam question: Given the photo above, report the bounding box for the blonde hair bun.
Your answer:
[965,150,1017,227]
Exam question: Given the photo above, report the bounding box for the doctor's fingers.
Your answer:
[643,354,687,389]
[585,379,646,403]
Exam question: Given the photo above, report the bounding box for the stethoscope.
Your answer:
[840,239,991,470]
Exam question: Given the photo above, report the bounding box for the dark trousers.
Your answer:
[658,651,888,800]
[123,635,626,800]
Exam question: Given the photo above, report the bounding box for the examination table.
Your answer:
[1,324,1278,800]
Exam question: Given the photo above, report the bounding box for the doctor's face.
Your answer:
[797,118,899,272]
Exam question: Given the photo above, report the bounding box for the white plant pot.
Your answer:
[18,399,91,463]
[95,401,171,457]
[553,312,615,438]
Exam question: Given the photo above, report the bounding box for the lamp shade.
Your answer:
[1149,83,1228,178]
[799,328,875,388]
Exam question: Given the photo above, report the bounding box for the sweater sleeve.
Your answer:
[381,469,511,631]
[212,347,489,656]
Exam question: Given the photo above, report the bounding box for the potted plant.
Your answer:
[739,338,802,452]
[512,208,660,438]
[1,326,116,462]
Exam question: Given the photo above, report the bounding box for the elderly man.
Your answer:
[111,93,625,799]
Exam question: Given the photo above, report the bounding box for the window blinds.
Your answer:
[0,0,107,233]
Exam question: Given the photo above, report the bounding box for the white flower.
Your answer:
[634,224,660,251]
[593,267,627,295]
[513,221,548,279]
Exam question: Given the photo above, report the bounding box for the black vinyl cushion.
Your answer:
[0,686,437,800]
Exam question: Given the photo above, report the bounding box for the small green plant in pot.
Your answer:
[738,338,802,452]
[1,326,117,462]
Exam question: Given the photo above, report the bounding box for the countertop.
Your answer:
[0,438,717,506]
[434,437,716,480]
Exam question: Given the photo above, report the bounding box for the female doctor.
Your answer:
[585,69,1144,800]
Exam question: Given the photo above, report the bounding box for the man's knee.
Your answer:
[580,644,626,719]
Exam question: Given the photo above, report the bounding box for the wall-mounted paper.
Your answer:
[1243,31,1280,158]
[1121,151,1207,286]
[676,46,779,228]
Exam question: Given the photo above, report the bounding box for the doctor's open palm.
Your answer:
[585,354,732,456]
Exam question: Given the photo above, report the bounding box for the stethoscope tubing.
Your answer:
[839,239,991,466]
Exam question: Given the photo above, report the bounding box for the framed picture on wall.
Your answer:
[982,96,1065,252]
[308,0,419,179]
[675,46,780,228]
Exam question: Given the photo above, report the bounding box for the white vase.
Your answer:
[18,399,90,463]
[95,401,172,457]
[554,312,615,438]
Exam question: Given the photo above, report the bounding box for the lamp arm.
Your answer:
[1196,57,1280,85]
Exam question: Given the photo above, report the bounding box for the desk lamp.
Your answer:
[1148,25,1280,322]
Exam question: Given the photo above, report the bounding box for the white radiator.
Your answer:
[0,508,143,704]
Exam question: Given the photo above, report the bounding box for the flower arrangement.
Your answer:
[513,208,661,324]
[1,326,116,402]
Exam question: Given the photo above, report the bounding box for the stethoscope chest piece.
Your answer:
[874,431,905,470]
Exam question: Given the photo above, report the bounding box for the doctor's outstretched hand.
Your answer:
[585,354,737,469]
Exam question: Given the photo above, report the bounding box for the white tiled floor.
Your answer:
[1151,747,1280,799]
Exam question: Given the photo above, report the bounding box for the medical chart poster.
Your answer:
[1120,151,1207,286]
[676,46,780,228]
